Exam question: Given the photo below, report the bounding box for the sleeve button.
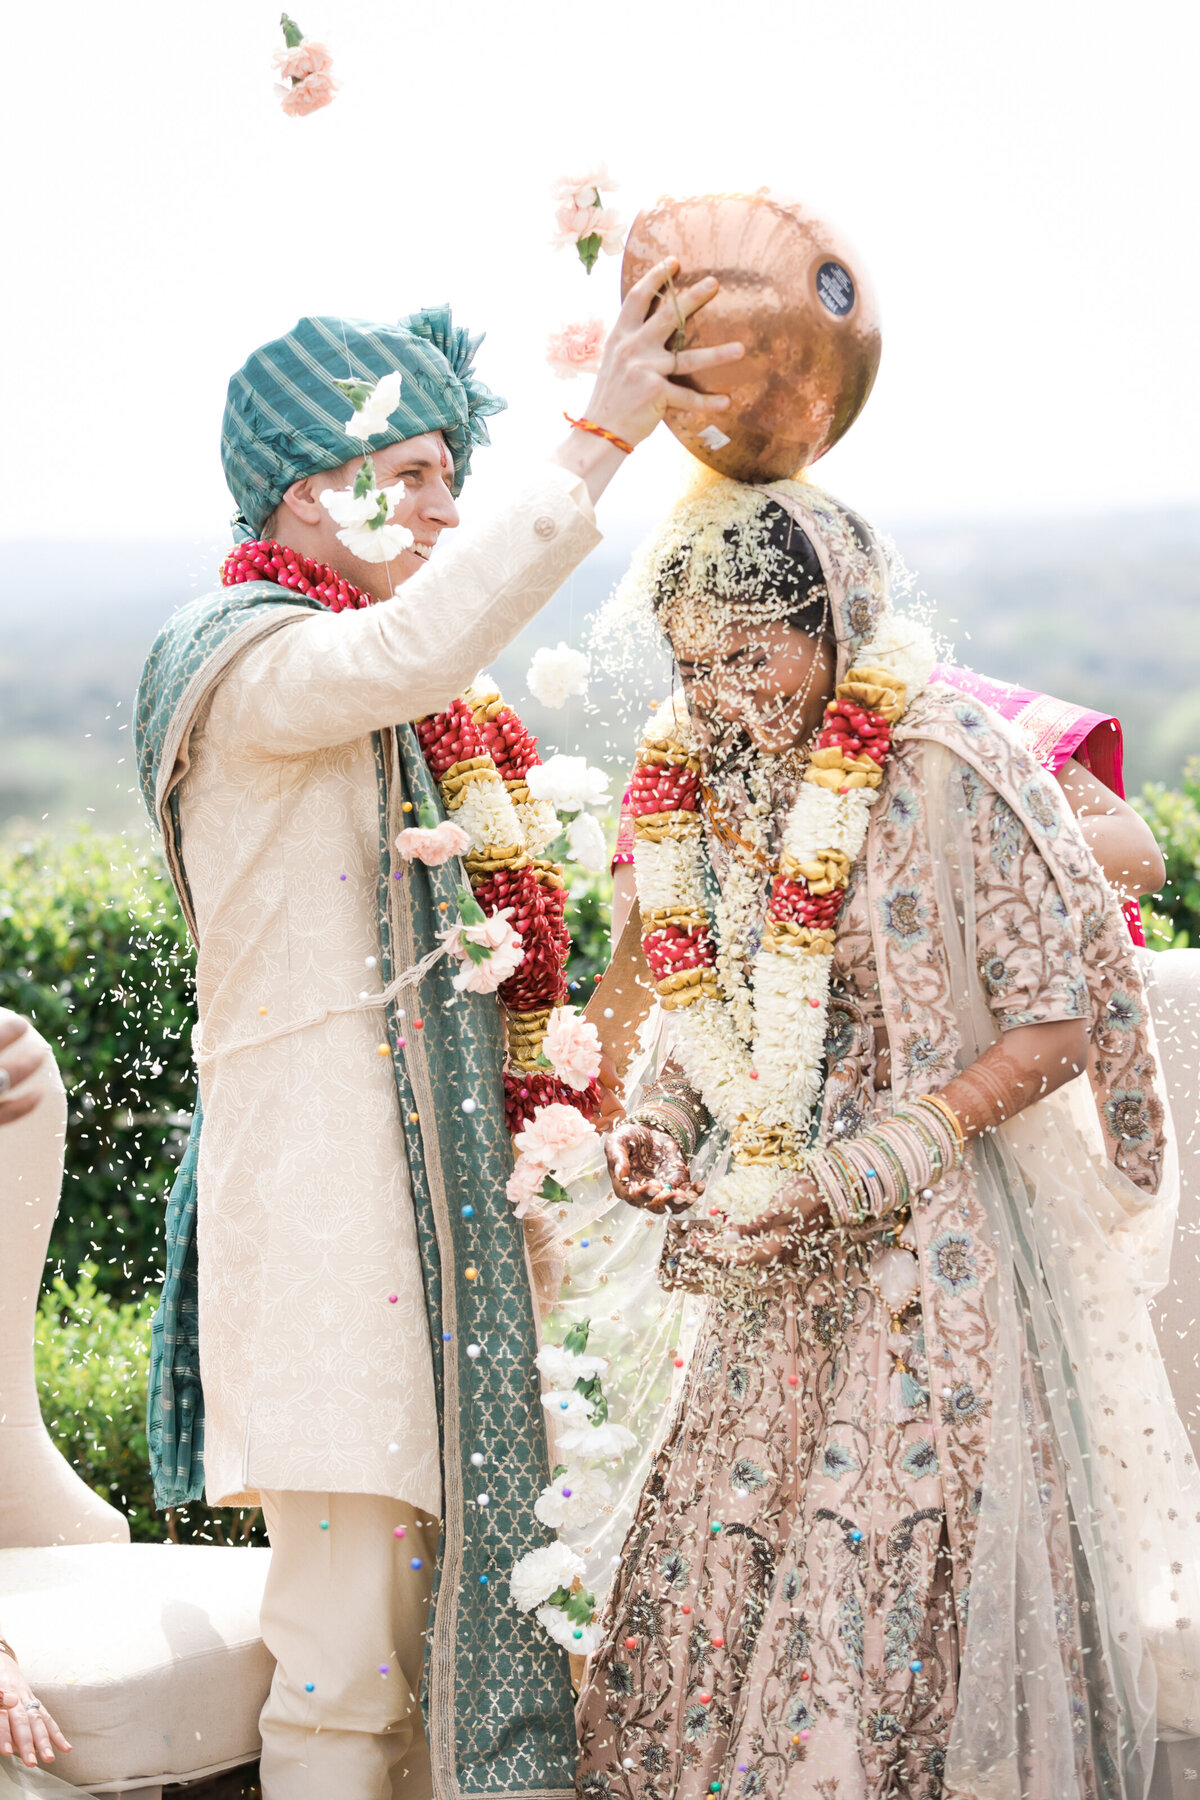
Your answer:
[533,515,557,540]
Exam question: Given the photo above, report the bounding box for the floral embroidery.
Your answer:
[883,1584,923,1671]
[902,1030,950,1078]
[839,1593,865,1673]
[880,882,929,945]
[1020,777,1060,837]
[607,1660,634,1696]
[888,785,920,825]
[661,1549,690,1590]
[941,1382,987,1425]
[959,766,982,814]
[868,1709,904,1743]
[1104,1086,1151,1146]
[952,701,987,735]
[902,1437,939,1478]
[977,951,1010,999]
[785,1696,812,1732]
[823,1443,859,1480]
[929,1230,979,1295]
[683,1703,711,1741]
[732,1458,769,1491]
[727,1365,750,1403]
[1104,990,1143,1032]
[989,797,1023,879]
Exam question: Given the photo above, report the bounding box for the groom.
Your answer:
[135,273,740,1800]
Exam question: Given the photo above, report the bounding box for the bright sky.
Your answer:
[4,0,1197,546]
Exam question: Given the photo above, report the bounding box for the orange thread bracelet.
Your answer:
[564,413,635,456]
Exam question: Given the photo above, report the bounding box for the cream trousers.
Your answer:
[258,1490,439,1800]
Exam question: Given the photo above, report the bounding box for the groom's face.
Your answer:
[275,430,461,598]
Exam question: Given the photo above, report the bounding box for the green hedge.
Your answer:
[34,1265,264,1546]
[1137,758,1200,949]
[0,829,196,1304]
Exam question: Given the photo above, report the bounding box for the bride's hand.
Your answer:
[606,1122,702,1214]
[693,1173,831,1268]
[0,1648,71,1766]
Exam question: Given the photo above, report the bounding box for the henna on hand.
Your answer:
[940,1019,1088,1139]
[605,1121,701,1214]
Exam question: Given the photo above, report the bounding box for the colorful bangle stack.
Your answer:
[809,1094,966,1229]
[626,1076,711,1162]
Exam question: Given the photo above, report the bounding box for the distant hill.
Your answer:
[1,505,1196,836]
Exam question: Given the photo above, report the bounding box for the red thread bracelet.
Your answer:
[564,413,635,456]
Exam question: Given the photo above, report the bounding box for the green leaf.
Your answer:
[280,12,304,47]
[551,1464,567,1481]
[538,1174,572,1205]
[577,234,602,274]
[417,797,440,830]
[462,940,491,965]
[562,1318,591,1355]
[334,377,372,410]
[456,886,486,927]
[353,456,377,499]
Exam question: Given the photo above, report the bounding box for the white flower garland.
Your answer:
[635,616,935,1218]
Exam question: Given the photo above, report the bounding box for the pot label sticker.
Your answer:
[816,261,855,317]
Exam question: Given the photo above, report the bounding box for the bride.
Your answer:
[573,473,1200,1800]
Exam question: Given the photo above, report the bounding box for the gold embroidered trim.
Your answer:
[464,847,527,877]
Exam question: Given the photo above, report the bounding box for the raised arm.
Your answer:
[217,464,601,758]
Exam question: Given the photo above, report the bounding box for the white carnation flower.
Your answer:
[536,1344,609,1386]
[527,642,590,709]
[536,1603,603,1657]
[514,797,561,856]
[565,812,608,873]
[526,755,611,815]
[541,1387,595,1427]
[556,1420,637,1465]
[343,369,404,439]
[319,478,413,564]
[533,1465,612,1531]
[860,612,936,701]
[509,1541,585,1612]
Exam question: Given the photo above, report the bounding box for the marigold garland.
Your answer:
[633,646,928,1217]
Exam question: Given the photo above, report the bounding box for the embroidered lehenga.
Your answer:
[573,482,1200,1800]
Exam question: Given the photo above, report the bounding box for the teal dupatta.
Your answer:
[134,584,576,1799]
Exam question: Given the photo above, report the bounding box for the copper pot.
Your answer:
[621,189,881,483]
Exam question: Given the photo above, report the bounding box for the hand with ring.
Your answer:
[0,1011,49,1129]
[0,1645,71,1767]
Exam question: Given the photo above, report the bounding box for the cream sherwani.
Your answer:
[175,465,600,1510]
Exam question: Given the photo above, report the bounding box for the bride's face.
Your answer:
[674,616,837,757]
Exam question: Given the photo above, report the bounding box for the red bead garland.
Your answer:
[221,539,378,613]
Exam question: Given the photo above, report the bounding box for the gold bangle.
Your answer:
[921,1092,966,1154]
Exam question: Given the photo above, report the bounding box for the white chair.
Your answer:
[0,1029,273,1797]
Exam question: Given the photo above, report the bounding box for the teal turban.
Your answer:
[221,305,506,536]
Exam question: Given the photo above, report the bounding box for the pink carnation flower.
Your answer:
[445,909,525,995]
[546,319,607,379]
[394,821,470,867]
[544,1006,602,1091]
[278,69,337,116]
[505,1156,547,1219]
[514,1102,595,1169]
[273,38,334,79]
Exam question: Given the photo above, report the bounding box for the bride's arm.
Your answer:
[703,1016,1088,1268]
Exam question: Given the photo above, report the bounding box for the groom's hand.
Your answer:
[586,258,744,448]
